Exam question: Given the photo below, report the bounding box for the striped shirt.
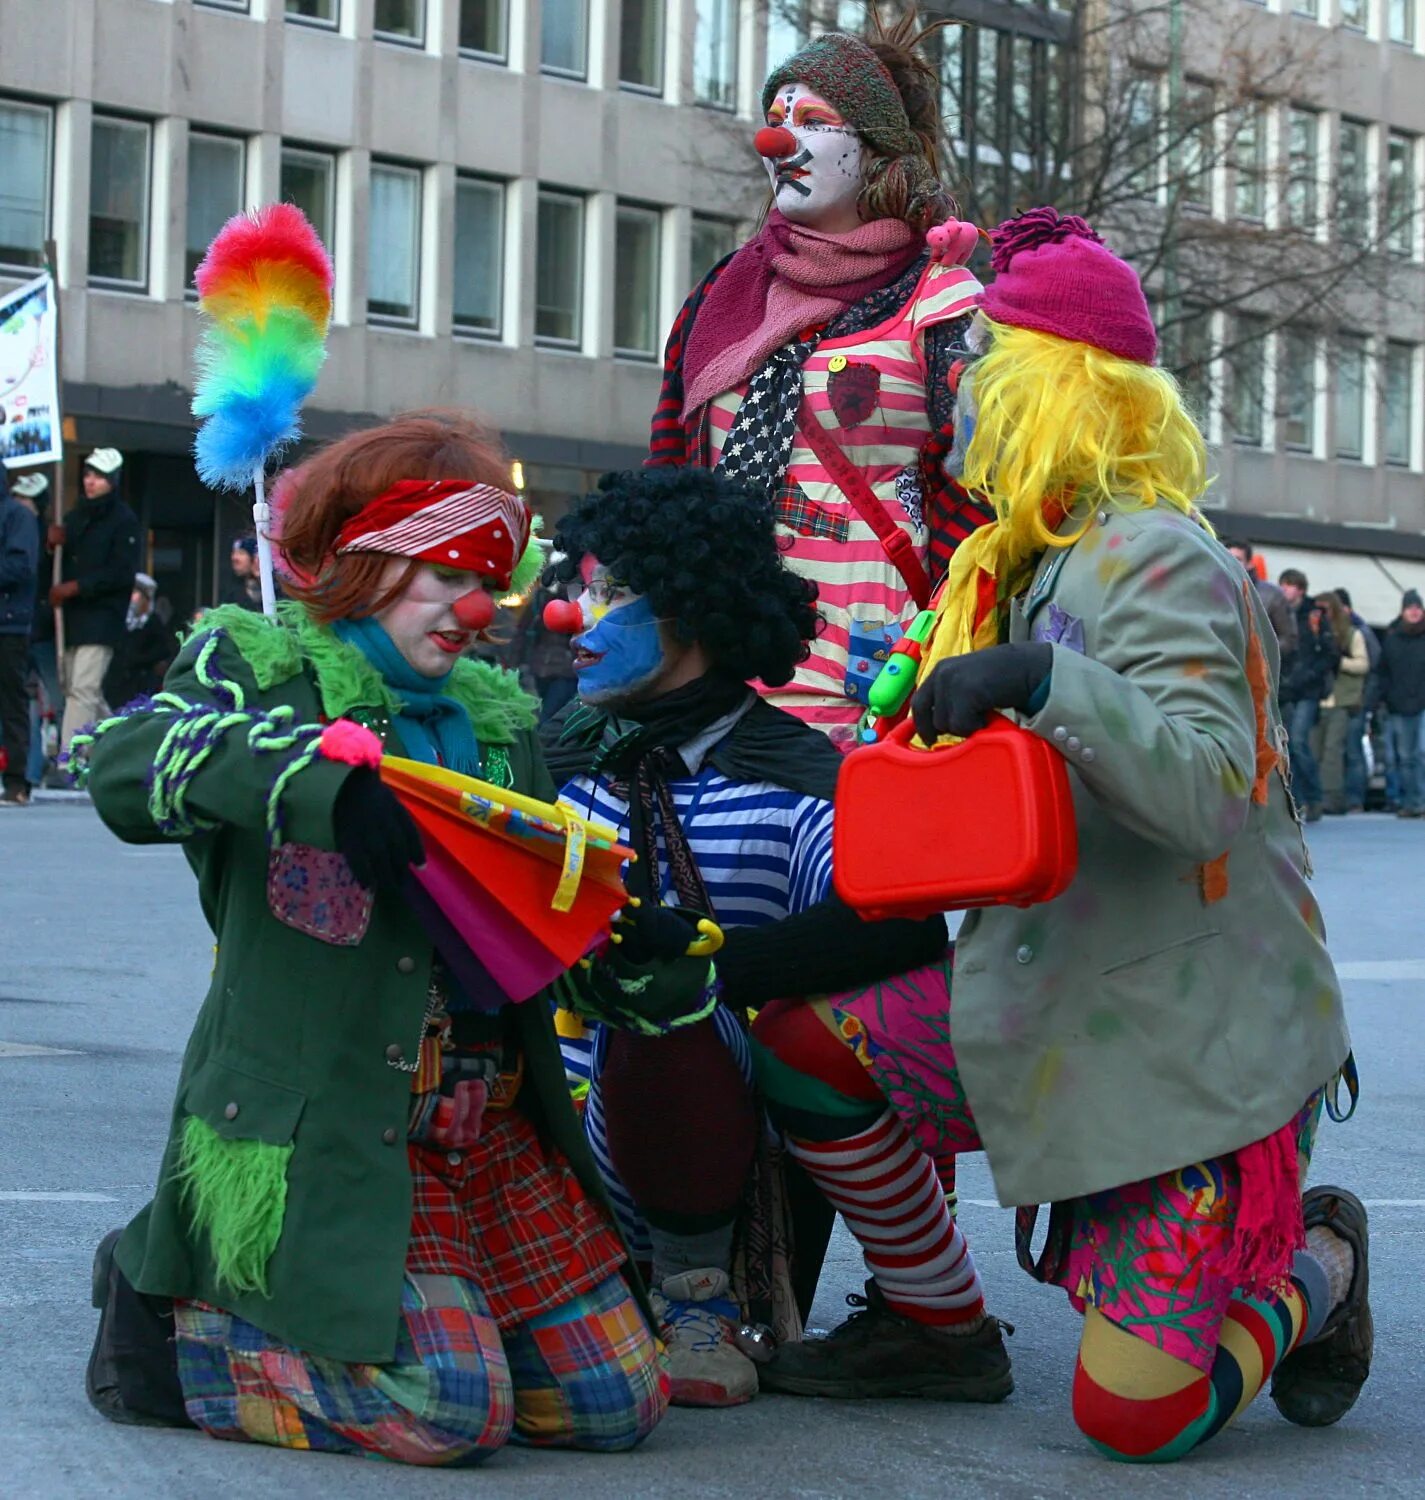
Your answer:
[706,260,982,737]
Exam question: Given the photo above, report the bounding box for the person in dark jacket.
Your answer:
[0,465,40,806]
[46,448,141,750]
[1378,589,1425,817]
[103,573,177,709]
[221,535,263,611]
[1277,568,1340,821]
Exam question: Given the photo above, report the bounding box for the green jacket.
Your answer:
[951,508,1351,1208]
[86,605,642,1363]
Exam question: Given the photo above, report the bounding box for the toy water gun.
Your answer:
[857,609,938,744]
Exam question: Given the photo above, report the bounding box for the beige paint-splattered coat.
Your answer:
[951,505,1351,1208]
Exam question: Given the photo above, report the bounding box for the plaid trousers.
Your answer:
[175,1272,667,1466]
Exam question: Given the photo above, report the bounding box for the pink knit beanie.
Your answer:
[978,207,1158,365]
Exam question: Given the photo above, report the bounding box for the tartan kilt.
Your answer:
[406,1106,628,1329]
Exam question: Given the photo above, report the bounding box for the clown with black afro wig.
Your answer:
[548,467,819,701]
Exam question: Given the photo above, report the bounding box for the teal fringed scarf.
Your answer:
[333,617,484,776]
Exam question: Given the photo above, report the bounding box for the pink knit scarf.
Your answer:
[680,211,922,421]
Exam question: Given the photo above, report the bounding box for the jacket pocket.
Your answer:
[183,1057,307,1144]
[1100,928,1220,978]
[267,842,372,947]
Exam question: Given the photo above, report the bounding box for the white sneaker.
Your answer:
[651,1267,759,1407]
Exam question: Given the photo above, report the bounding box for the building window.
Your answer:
[767,0,806,68]
[1229,315,1267,446]
[1180,80,1214,209]
[690,214,737,284]
[620,0,664,92]
[460,0,507,59]
[694,0,740,110]
[1233,105,1265,220]
[280,146,336,252]
[1280,327,1317,452]
[374,0,424,43]
[1125,71,1161,199]
[368,162,421,326]
[1390,0,1414,44]
[614,202,661,359]
[1340,0,1366,27]
[1385,342,1414,466]
[1293,0,1318,15]
[186,133,245,292]
[1285,108,1318,229]
[89,115,151,290]
[1167,304,1213,432]
[535,189,584,348]
[541,0,588,79]
[1387,133,1416,258]
[197,0,250,11]
[1335,334,1367,460]
[1338,119,1372,248]
[453,175,503,337]
[0,99,52,272]
[286,0,338,25]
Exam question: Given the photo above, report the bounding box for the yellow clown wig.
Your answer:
[918,316,1210,677]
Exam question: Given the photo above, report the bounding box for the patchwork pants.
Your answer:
[174,1271,667,1465]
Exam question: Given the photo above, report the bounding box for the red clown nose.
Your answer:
[542,598,584,635]
[754,125,796,159]
[452,589,496,632]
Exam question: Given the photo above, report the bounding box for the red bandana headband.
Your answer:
[334,479,530,590]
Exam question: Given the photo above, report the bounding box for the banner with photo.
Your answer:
[0,272,61,470]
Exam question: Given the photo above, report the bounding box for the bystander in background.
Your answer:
[1316,592,1371,815]
[1278,568,1340,821]
[0,465,39,807]
[1377,590,1425,819]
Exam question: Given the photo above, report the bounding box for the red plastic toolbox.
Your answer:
[833,716,1079,920]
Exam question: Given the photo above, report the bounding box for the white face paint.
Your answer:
[373,559,491,678]
[764,82,866,233]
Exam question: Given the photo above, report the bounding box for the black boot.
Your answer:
[760,1280,1013,1401]
[86,1229,195,1428]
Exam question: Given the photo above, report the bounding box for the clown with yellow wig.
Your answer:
[754,209,1370,1462]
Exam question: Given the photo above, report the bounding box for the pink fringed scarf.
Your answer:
[1221,1119,1308,1299]
[680,211,922,420]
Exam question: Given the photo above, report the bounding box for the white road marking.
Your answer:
[1336,959,1425,980]
[0,1041,81,1057]
[0,1191,117,1202]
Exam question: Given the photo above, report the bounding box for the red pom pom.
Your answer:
[542,598,584,635]
[754,126,797,160]
[989,207,1102,274]
[319,718,384,768]
[452,589,496,631]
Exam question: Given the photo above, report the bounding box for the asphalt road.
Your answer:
[2,804,1421,1498]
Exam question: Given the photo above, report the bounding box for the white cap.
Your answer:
[85,447,124,475]
[11,471,50,498]
[134,572,158,594]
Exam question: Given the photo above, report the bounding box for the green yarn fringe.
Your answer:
[175,1114,293,1298]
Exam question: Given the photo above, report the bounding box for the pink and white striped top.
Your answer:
[708,260,981,742]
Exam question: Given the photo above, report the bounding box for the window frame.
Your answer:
[279,144,338,259]
[184,130,247,298]
[0,96,54,275]
[693,0,741,112]
[534,187,586,351]
[1232,103,1266,222]
[373,0,426,47]
[1339,0,1367,29]
[1279,326,1318,453]
[452,172,506,341]
[1337,118,1373,250]
[1285,106,1319,231]
[1334,333,1369,462]
[619,0,666,95]
[540,0,590,81]
[1386,131,1417,260]
[366,159,423,330]
[613,200,663,362]
[284,0,340,29]
[88,113,153,293]
[689,212,738,285]
[1229,315,1269,447]
[1384,340,1415,467]
[458,0,508,63]
[1389,0,1415,45]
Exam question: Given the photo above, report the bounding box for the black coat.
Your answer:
[54,492,142,647]
[1280,599,1340,705]
[0,495,39,636]
[104,611,178,708]
[1377,621,1425,717]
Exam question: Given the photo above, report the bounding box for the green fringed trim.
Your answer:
[208,601,538,746]
[174,1115,293,1298]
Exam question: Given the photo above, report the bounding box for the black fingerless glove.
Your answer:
[911,641,1052,744]
[331,766,425,895]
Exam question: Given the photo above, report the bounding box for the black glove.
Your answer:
[331,767,424,895]
[615,903,702,964]
[911,642,1052,744]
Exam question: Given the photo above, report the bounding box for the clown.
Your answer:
[649,12,990,745]
[75,412,667,1465]
[757,210,1369,1461]
[540,467,1006,1408]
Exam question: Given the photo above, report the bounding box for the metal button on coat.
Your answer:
[1016,945,1034,965]
[1053,726,1069,743]
[1067,736,1082,754]
[396,956,416,975]
[223,1101,239,1120]
[385,1043,403,1062]
[1096,511,1108,525]
[447,1151,462,1167]
[1081,747,1097,763]
[382,1127,398,1145]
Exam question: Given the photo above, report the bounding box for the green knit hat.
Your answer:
[762,32,918,157]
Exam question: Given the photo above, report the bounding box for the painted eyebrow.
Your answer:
[792,99,846,126]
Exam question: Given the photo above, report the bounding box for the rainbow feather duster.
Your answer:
[191,204,333,491]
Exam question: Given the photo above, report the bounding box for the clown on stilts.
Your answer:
[73,207,667,1464]
[751,208,1372,1461]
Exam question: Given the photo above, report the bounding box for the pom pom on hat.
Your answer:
[979,207,1157,365]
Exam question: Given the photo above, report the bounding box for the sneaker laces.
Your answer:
[655,1296,736,1355]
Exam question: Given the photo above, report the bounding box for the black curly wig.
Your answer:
[549,468,820,688]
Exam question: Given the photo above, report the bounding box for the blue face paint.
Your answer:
[574,593,668,705]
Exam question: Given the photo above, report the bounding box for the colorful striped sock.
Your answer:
[786,1109,984,1329]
